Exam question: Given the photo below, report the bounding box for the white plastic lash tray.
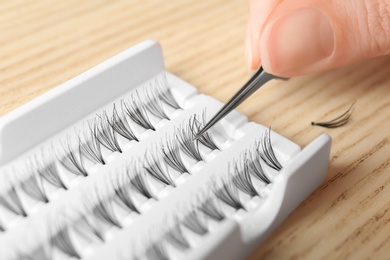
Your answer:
[0,40,331,260]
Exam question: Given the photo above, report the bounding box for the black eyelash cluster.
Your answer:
[0,79,180,224]
[36,152,68,190]
[144,148,176,187]
[191,109,219,150]
[166,217,191,251]
[177,112,220,162]
[311,101,355,128]
[0,184,27,218]
[161,135,189,175]
[50,217,81,259]
[20,172,49,204]
[154,73,181,110]
[256,127,283,171]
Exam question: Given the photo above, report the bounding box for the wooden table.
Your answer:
[1,1,389,259]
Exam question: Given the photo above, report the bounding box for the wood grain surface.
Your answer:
[1,1,390,259]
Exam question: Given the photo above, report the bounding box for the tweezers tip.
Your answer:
[193,129,206,141]
[193,133,201,141]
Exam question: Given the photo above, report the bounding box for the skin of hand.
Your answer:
[246,0,390,77]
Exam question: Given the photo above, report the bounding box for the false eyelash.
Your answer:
[112,173,140,214]
[214,177,245,211]
[166,219,191,251]
[77,127,105,165]
[246,151,271,184]
[177,124,203,162]
[257,127,283,171]
[20,172,49,203]
[145,240,169,260]
[123,94,155,131]
[110,104,139,142]
[58,140,88,177]
[161,136,189,174]
[78,214,106,242]
[311,101,355,128]
[129,165,155,200]
[191,112,219,150]
[88,190,123,229]
[51,224,80,259]
[144,149,175,187]
[94,112,123,153]
[37,160,68,190]
[231,163,259,197]
[0,185,27,217]
[156,74,181,109]
[182,209,208,235]
[144,86,170,120]
[198,197,225,222]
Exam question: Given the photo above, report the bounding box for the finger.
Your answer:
[258,0,390,77]
[246,0,282,70]
[245,19,253,70]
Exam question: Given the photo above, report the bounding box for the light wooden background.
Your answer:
[1,1,390,259]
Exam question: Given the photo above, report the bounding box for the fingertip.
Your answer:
[259,8,335,77]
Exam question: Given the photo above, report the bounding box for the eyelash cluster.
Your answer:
[311,101,355,128]
[176,110,220,162]
[0,77,180,227]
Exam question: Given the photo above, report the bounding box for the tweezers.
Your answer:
[195,67,288,139]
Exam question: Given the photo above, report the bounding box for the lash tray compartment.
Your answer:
[0,40,331,260]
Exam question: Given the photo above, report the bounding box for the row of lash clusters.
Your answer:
[0,113,223,259]
[136,128,284,260]
[19,128,283,260]
[0,109,219,229]
[26,113,224,259]
[0,76,181,229]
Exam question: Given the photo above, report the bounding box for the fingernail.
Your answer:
[261,8,334,75]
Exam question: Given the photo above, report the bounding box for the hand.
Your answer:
[246,0,390,77]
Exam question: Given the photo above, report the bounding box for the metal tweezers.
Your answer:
[195,67,288,139]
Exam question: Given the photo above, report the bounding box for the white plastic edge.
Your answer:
[0,40,164,166]
[244,134,332,247]
[194,134,332,260]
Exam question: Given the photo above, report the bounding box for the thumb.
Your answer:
[258,0,390,77]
